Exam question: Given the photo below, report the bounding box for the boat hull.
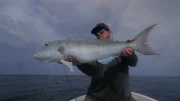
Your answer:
[70,92,157,101]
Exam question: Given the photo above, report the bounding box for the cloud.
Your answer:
[0,0,61,46]
[0,0,180,75]
[1,0,180,46]
[0,26,25,46]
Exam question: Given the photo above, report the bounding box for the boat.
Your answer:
[70,92,157,101]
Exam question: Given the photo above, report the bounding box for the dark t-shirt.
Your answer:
[76,53,138,101]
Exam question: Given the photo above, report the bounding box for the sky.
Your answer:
[0,0,180,76]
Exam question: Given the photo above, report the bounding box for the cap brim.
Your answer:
[91,26,103,34]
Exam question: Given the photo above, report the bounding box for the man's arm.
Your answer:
[76,62,99,77]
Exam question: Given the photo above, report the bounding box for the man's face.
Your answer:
[95,29,111,40]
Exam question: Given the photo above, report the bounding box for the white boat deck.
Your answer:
[70,92,157,101]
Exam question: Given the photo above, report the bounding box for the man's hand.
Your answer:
[121,48,134,56]
[120,39,134,56]
[64,56,77,62]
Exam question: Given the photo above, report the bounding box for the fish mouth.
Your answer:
[34,53,38,58]
[33,53,52,62]
[33,53,39,59]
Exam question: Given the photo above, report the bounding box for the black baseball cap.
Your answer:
[91,23,110,35]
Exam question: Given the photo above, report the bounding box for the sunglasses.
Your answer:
[95,29,105,36]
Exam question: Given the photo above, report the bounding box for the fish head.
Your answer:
[34,41,61,62]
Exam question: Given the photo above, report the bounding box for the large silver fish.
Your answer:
[34,24,158,72]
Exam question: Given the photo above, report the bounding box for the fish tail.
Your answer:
[128,24,159,55]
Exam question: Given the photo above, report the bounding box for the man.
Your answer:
[63,23,138,101]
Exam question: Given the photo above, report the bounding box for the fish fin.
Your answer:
[68,36,93,42]
[129,24,159,55]
[68,36,114,43]
[60,60,74,72]
[98,57,116,64]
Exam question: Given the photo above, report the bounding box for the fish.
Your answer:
[34,24,159,72]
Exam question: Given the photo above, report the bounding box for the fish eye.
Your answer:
[45,43,48,46]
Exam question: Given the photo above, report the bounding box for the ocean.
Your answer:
[0,75,179,101]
